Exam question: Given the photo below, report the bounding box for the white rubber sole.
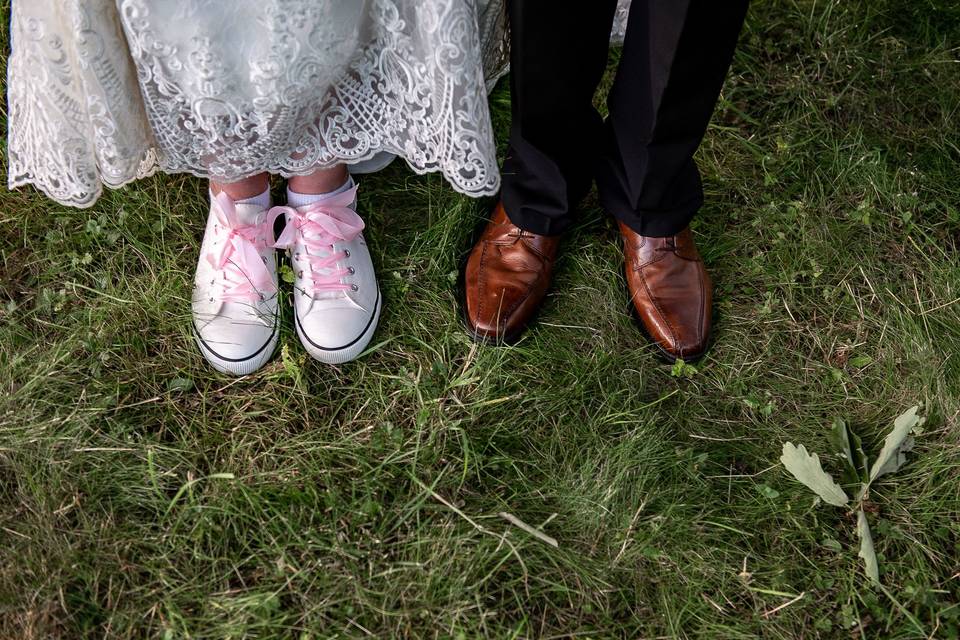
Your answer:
[295,288,381,365]
[195,324,279,376]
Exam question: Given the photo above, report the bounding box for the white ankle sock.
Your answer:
[234,187,271,210]
[286,177,354,209]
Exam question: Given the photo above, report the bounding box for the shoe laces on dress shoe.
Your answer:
[656,236,679,253]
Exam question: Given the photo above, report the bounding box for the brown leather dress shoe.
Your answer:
[620,222,712,362]
[463,203,560,343]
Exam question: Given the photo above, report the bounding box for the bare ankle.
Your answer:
[210,173,270,200]
[287,165,349,195]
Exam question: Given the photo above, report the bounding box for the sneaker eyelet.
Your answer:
[343,249,351,258]
[297,270,303,278]
[351,284,359,291]
[347,266,355,275]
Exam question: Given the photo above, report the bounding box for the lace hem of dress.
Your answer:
[7,142,499,210]
[7,0,506,209]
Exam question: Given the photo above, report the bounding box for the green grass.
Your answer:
[2,1,960,637]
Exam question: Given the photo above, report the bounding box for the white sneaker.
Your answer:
[272,181,380,364]
[192,192,280,375]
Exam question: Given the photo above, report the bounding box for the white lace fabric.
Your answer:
[7,0,632,209]
[7,0,514,208]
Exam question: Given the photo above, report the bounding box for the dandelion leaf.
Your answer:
[868,406,922,483]
[780,443,850,507]
[857,509,880,584]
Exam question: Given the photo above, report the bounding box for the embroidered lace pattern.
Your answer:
[8,0,509,207]
[7,0,631,208]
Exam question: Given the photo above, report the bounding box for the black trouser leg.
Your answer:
[500,0,619,236]
[596,0,749,237]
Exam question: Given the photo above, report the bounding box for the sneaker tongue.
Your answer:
[304,243,346,301]
[233,202,266,226]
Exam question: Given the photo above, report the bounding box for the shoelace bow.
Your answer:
[269,186,364,297]
[205,192,277,303]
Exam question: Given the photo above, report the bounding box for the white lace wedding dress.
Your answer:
[6,0,631,208]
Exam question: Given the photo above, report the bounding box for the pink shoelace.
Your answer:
[205,192,277,303]
[269,185,364,298]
